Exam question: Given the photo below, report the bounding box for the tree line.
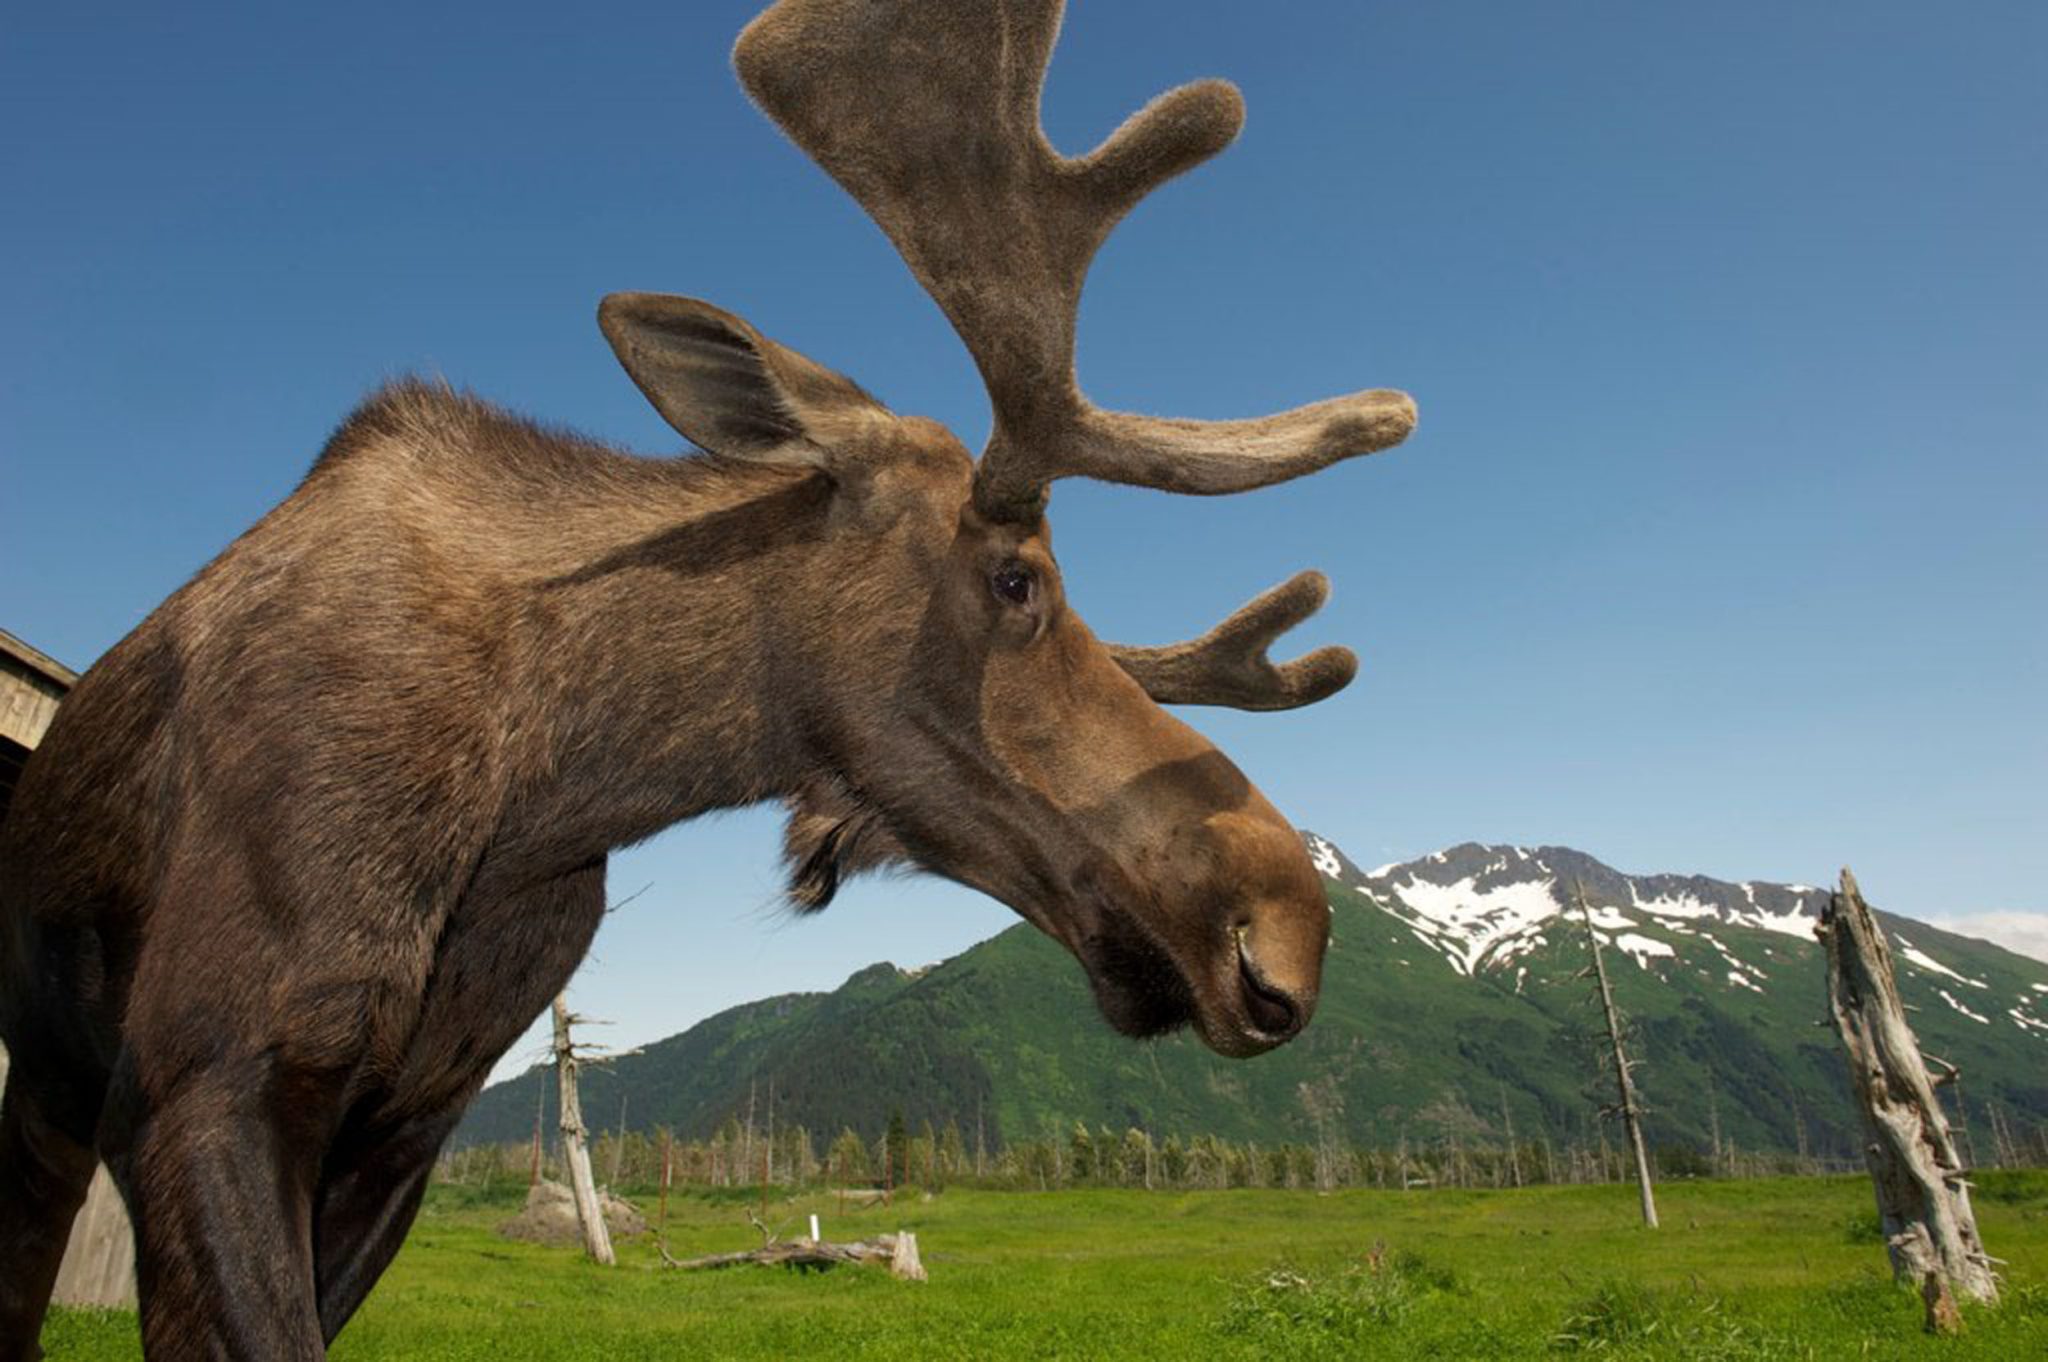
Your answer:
[435,1099,2046,1198]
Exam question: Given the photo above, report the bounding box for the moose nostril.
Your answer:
[1236,948,1300,1037]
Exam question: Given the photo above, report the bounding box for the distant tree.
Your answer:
[1298,1076,1346,1191]
[1068,1123,1097,1182]
[1159,1135,1188,1187]
[1226,1142,1253,1189]
[1114,1129,1149,1188]
[1287,1144,1315,1189]
[938,1121,968,1182]
[885,1108,910,1190]
[784,1126,818,1186]
[828,1127,868,1183]
[715,1116,742,1188]
[918,1119,939,1191]
[1264,1144,1291,1188]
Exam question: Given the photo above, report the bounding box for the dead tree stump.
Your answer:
[1819,868,1997,1305]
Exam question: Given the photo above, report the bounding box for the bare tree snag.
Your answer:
[552,996,615,1266]
[1575,882,1658,1228]
[1820,869,1997,1304]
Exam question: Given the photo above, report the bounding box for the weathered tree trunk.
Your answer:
[1576,883,1658,1228]
[664,1231,926,1280]
[1820,869,1996,1305]
[551,996,615,1266]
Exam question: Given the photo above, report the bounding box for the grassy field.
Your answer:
[42,1172,2048,1359]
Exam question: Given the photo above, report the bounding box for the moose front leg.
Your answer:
[311,1109,460,1345]
[0,1056,103,1361]
[314,860,608,1344]
[105,1054,342,1361]
[95,1019,360,1359]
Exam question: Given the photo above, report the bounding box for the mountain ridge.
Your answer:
[454,834,2048,1157]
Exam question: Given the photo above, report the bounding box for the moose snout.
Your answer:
[1213,909,1321,1055]
[1235,927,1308,1041]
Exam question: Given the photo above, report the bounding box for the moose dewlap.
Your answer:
[0,1,1417,1356]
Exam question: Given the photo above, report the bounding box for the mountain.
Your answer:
[454,836,2048,1158]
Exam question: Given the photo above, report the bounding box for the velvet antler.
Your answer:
[1104,572,1356,711]
[735,0,1404,709]
[733,0,1417,525]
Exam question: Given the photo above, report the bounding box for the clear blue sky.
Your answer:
[4,2,2043,1076]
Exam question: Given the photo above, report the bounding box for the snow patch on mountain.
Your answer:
[1388,873,1561,976]
[1733,904,1819,943]
[1631,886,1716,920]
[1613,932,1675,967]
[1894,937,1987,989]
[1938,989,1990,1025]
[1299,834,2046,1040]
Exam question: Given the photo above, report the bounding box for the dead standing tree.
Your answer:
[1819,869,1997,1321]
[1573,882,1658,1228]
[550,996,639,1266]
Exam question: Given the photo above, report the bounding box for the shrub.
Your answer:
[1217,1249,1461,1351]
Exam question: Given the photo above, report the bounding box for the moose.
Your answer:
[0,1,1417,1356]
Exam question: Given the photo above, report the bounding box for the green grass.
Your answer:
[41,1172,2048,1359]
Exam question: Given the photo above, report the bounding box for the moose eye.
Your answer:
[990,563,1035,608]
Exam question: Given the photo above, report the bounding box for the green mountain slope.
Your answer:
[454,839,2047,1157]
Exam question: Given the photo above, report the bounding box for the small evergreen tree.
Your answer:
[885,1108,910,1190]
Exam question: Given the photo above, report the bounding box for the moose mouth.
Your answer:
[1075,916,1306,1059]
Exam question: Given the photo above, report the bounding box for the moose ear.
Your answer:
[597,292,881,464]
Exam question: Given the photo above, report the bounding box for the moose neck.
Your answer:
[375,397,841,888]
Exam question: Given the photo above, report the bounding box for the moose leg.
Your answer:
[106,1054,339,1362]
[311,1109,458,1344]
[0,1059,102,1362]
[314,861,608,1343]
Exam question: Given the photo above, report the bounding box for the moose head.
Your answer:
[595,0,1417,1057]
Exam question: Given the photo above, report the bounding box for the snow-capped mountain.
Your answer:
[1304,833,2048,1044]
[456,832,2048,1157]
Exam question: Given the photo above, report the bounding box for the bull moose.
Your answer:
[0,0,1418,1355]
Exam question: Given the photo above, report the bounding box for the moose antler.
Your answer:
[733,0,1416,526]
[735,0,1407,709]
[1105,572,1356,711]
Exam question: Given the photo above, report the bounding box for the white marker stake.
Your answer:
[809,1214,821,1243]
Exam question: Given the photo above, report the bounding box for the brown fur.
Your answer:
[0,2,1419,1354]
[0,358,1330,1356]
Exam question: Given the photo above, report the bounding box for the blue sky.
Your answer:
[4,2,2043,1077]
